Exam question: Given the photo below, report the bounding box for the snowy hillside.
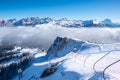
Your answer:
[12,37,120,80]
[0,17,120,27]
[0,45,44,80]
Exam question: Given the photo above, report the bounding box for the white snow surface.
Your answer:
[12,38,120,80]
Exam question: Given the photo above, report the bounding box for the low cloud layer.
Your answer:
[0,26,120,50]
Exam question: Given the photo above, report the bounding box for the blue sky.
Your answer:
[0,0,120,21]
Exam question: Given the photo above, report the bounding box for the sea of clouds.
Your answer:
[0,26,120,50]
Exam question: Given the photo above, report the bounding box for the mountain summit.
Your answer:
[0,17,120,27]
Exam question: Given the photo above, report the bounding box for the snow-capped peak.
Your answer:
[0,17,120,27]
[46,37,100,59]
[102,18,113,24]
[93,19,101,24]
[11,37,120,80]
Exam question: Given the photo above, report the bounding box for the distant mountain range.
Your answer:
[0,17,120,27]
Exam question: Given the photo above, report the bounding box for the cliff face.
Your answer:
[0,20,13,27]
[46,37,101,60]
[47,36,68,58]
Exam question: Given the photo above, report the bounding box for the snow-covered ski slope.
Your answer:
[13,37,120,80]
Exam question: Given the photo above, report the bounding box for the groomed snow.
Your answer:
[12,39,120,80]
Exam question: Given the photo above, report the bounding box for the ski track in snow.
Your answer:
[12,42,120,80]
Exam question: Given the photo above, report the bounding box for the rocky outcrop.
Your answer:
[46,37,101,60]
[0,19,13,27]
[40,63,58,78]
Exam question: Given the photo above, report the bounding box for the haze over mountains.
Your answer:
[0,17,120,80]
[0,17,120,27]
